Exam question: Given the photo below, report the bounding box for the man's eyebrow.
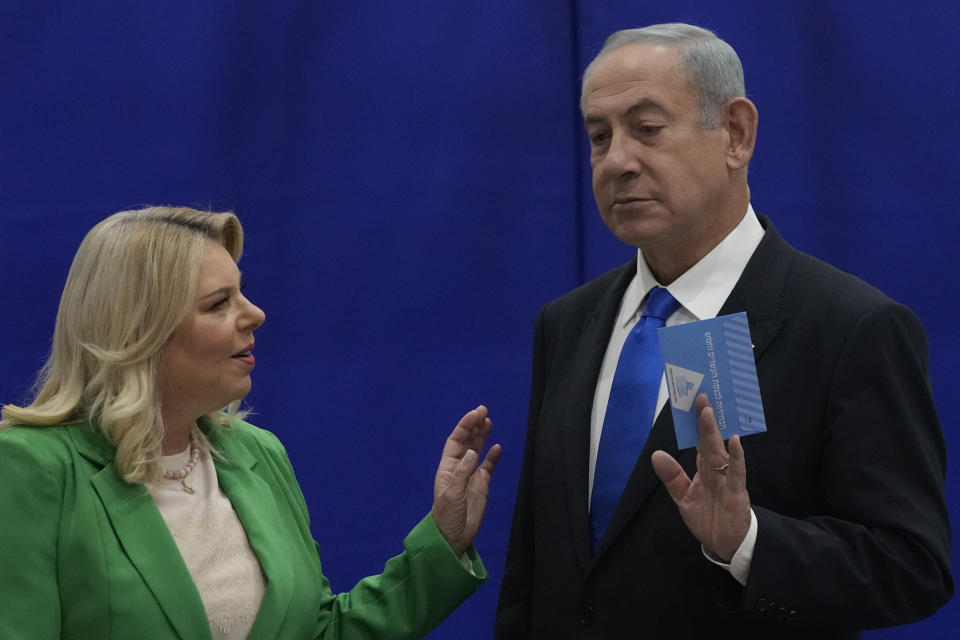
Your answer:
[624,97,669,117]
[584,97,670,126]
[584,113,606,127]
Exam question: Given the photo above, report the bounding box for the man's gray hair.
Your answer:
[581,23,745,127]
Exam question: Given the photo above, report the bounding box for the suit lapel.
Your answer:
[719,215,792,359]
[559,262,636,572]
[209,428,295,640]
[73,427,212,640]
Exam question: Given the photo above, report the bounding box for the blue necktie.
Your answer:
[590,286,681,549]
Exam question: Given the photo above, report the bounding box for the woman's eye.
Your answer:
[209,296,229,311]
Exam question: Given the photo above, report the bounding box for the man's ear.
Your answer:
[723,97,758,170]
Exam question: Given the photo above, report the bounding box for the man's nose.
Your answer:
[600,132,641,178]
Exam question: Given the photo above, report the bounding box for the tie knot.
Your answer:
[642,287,680,321]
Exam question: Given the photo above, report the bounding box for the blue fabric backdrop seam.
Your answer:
[569,0,587,285]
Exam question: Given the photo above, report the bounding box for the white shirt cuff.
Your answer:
[701,507,757,586]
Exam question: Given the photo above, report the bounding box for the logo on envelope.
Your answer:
[664,364,704,411]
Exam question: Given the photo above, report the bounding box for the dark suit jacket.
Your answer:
[495,216,952,639]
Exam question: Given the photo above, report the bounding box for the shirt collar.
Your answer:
[619,204,765,327]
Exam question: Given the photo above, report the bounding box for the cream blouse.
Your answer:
[147,446,266,639]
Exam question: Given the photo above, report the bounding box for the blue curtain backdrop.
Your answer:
[2,1,957,637]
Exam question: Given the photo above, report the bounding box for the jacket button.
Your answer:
[756,598,769,613]
[579,605,596,625]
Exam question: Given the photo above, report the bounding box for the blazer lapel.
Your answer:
[559,261,636,572]
[73,427,212,640]
[209,429,295,640]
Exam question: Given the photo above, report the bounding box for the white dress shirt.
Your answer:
[588,204,764,584]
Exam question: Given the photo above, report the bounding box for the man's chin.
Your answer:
[605,217,668,250]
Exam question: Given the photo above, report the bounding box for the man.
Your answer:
[495,23,952,638]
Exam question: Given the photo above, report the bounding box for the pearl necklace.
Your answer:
[163,431,200,495]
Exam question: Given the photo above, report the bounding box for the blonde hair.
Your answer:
[1,206,245,483]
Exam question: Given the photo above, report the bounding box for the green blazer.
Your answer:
[0,419,486,639]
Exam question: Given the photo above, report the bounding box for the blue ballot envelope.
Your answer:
[657,312,767,449]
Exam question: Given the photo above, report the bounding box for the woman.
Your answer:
[0,206,501,639]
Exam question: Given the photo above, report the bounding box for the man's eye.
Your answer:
[638,125,664,136]
[589,132,609,146]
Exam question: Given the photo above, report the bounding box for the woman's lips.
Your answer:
[231,346,255,368]
[232,353,255,368]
